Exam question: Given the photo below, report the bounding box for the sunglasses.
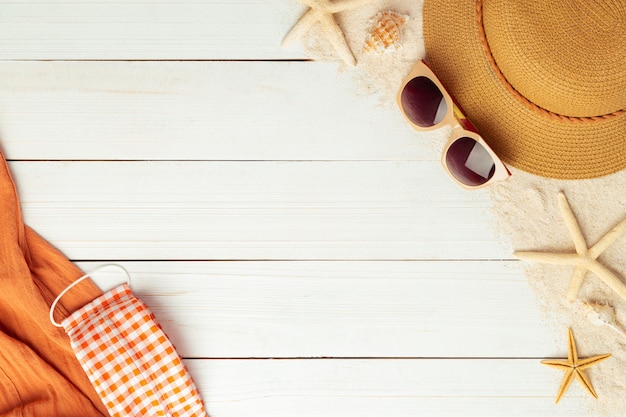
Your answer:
[397,60,510,189]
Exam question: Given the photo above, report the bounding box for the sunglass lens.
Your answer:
[445,137,496,186]
[400,76,447,127]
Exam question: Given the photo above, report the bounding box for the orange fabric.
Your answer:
[0,152,108,417]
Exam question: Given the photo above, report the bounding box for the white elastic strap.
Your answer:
[49,264,131,328]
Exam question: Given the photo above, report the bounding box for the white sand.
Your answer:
[490,168,626,416]
[285,0,626,415]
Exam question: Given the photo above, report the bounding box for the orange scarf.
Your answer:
[0,152,108,416]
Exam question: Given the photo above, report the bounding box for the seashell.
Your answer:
[583,301,617,325]
[582,301,626,338]
[363,11,409,53]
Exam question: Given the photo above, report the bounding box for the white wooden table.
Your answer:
[0,1,591,415]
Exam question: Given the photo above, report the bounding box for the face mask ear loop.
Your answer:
[49,263,132,328]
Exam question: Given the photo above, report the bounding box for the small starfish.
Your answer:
[282,0,373,66]
[514,192,626,303]
[541,328,611,403]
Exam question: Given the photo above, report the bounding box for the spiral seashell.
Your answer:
[582,301,626,338]
[582,301,617,326]
[363,10,409,53]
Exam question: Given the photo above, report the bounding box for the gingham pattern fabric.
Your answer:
[61,284,208,417]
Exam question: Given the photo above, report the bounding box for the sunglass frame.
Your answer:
[397,60,511,190]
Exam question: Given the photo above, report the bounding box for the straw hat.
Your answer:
[423,0,626,179]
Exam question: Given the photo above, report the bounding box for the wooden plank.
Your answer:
[184,358,587,417]
[82,261,557,358]
[0,1,307,60]
[0,61,432,161]
[12,161,510,260]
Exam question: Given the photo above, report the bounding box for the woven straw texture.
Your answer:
[423,0,626,179]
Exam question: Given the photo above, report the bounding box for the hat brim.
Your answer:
[423,0,626,179]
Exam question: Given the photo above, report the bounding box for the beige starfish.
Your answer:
[282,0,372,66]
[514,192,626,303]
[541,328,611,403]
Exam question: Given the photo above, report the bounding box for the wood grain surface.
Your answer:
[0,1,576,416]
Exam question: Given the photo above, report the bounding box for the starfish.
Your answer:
[514,192,626,303]
[541,328,611,403]
[282,0,372,66]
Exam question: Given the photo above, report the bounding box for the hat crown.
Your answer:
[483,0,626,117]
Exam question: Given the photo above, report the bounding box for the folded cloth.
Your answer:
[0,152,108,417]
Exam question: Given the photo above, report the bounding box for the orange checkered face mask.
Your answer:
[50,265,208,417]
